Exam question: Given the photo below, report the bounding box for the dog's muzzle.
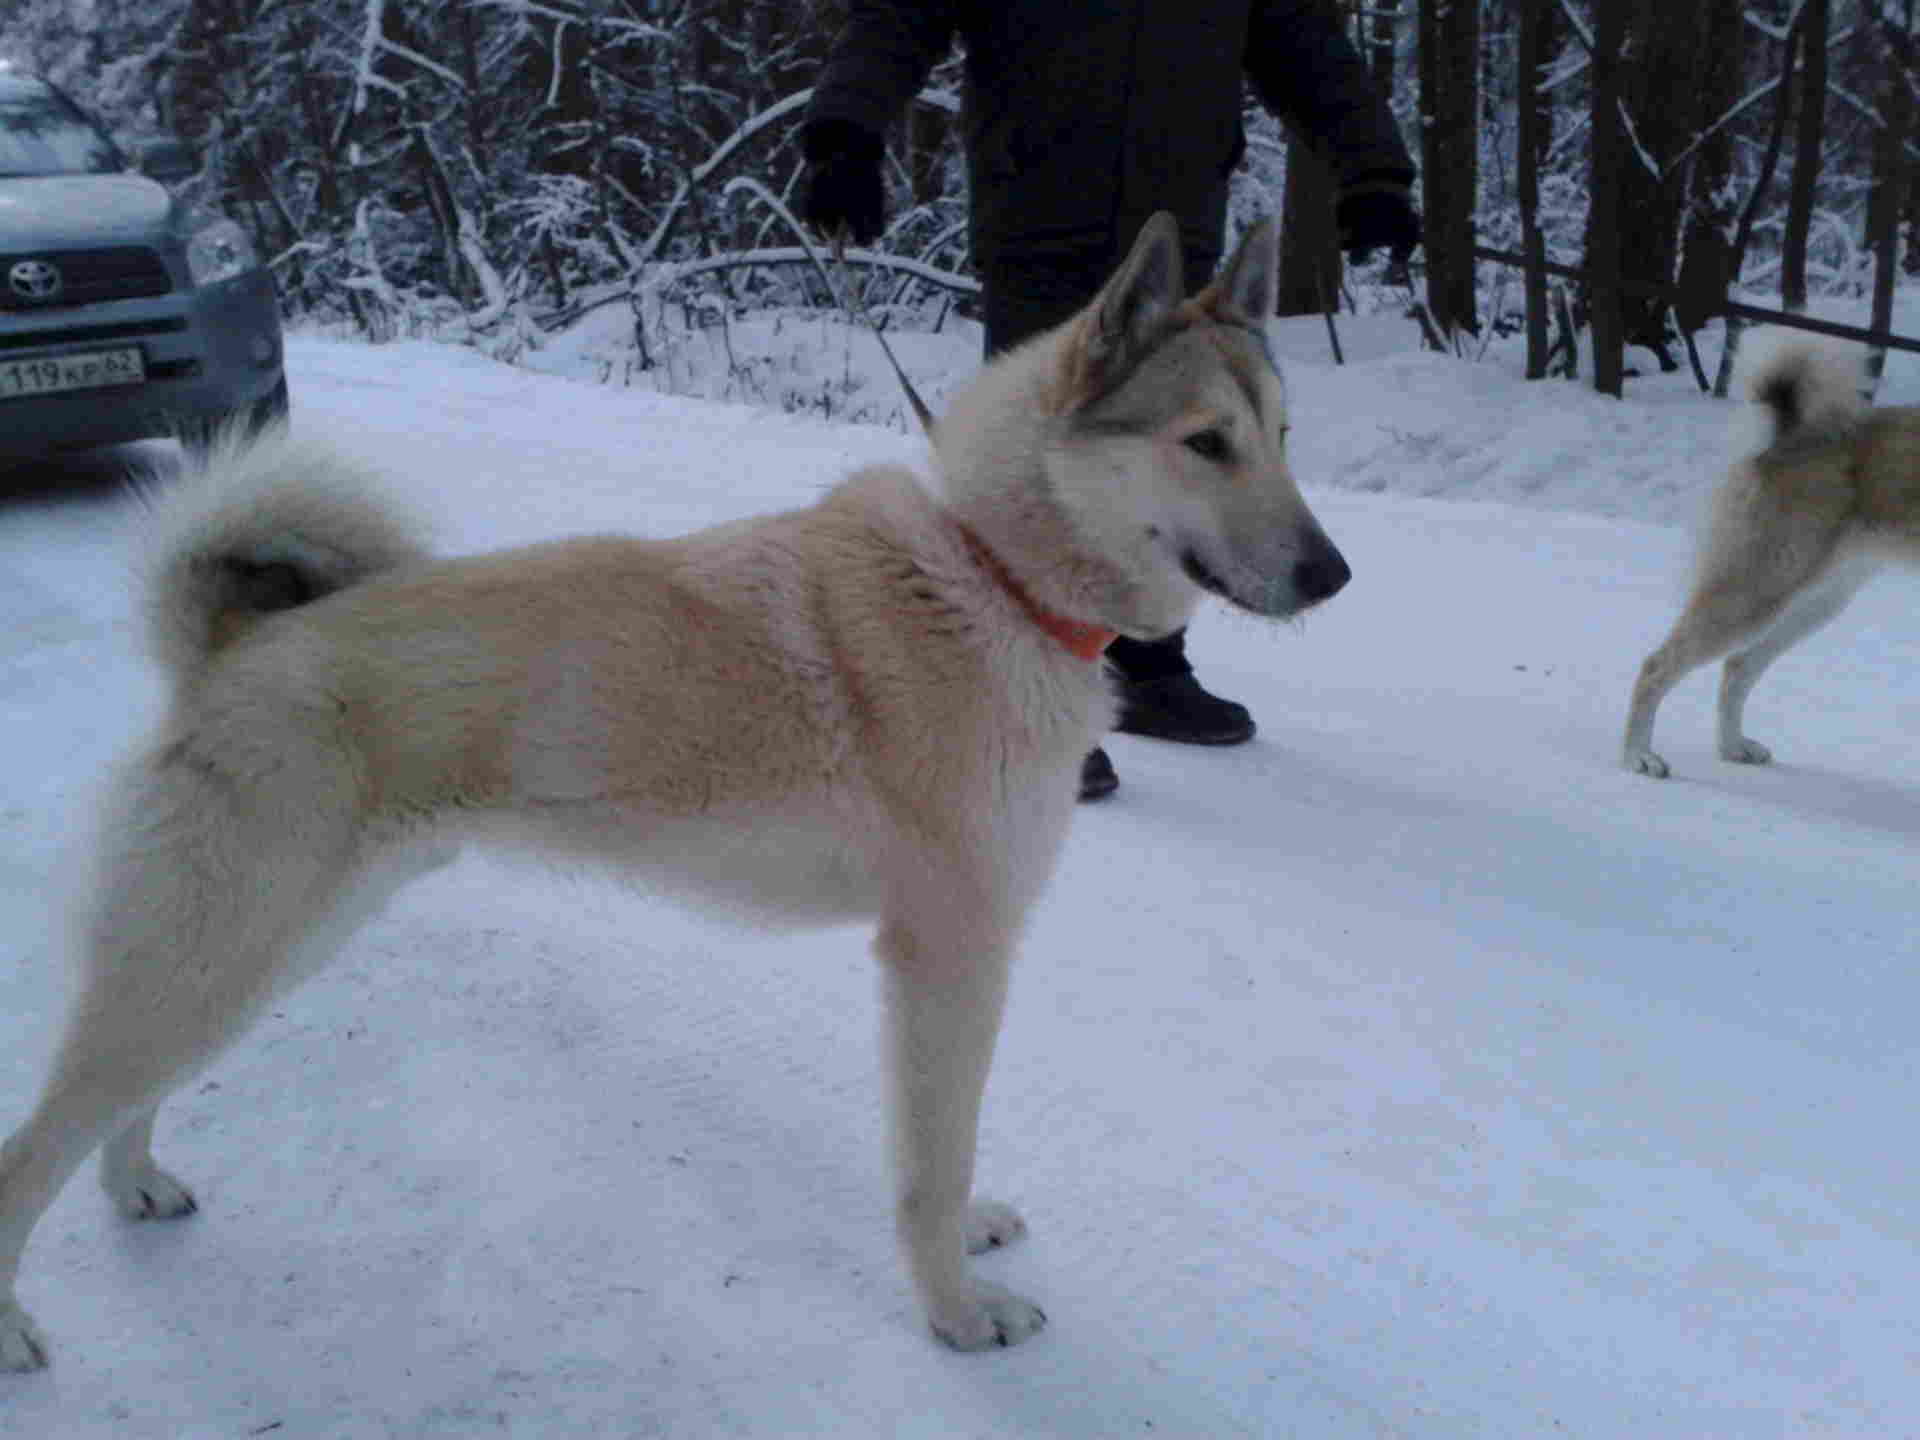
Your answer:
[1292,532,1352,607]
[1183,528,1351,616]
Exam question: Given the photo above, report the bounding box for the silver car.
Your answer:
[0,70,286,461]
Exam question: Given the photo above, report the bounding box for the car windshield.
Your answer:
[0,79,123,178]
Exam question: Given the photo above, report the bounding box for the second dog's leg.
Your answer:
[1624,618,1746,779]
[100,1107,198,1221]
[1623,554,1827,779]
[875,913,1044,1351]
[1717,572,1864,765]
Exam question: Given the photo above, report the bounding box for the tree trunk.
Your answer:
[1589,0,1626,397]
[1714,11,1806,396]
[1608,0,1708,372]
[1780,0,1828,312]
[1674,0,1744,378]
[1368,0,1400,96]
[1417,0,1480,342]
[1516,0,1548,378]
[907,102,950,212]
[1865,0,1914,398]
[1908,162,1920,277]
[542,19,599,181]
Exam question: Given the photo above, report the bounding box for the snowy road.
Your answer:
[0,328,1916,1437]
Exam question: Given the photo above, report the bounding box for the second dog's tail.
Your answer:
[1733,324,1866,453]
[141,426,430,684]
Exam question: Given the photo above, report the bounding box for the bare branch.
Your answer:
[374,37,468,92]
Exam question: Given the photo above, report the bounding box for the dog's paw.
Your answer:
[106,1166,198,1221]
[964,1199,1028,1255]
[1720,736,1773,766]
[930,1283,1048,1351]
[0,1300,49,1372]
[1624,747,1670,779]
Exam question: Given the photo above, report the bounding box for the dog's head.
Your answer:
[1038,213,1349,639]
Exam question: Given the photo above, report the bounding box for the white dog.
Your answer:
[0,212,1348,1368]
[1624,325,1919,778]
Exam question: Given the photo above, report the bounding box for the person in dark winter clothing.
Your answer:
[802,0,1418,801]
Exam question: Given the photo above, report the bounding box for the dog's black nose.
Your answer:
[1293,536,1351,605]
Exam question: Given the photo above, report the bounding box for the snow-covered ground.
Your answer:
[1,298,1917,1438]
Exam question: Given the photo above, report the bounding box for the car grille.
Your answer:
[0,247,172,311]
[0,316,187,352]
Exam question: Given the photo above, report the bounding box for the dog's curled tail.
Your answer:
[141,425,430,681]
[1733,324,1866,452]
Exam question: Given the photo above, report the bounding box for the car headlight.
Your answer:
[185,216,259,286]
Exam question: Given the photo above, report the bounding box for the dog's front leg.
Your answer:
[875,913,1045,1350]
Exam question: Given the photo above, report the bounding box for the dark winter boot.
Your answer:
[1109,631,1255,746]
[1078,746,1119,802]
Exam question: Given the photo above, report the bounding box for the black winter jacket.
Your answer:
[805,0,1414,272]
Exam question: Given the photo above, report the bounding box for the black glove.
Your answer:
[801,118,884,247]
[1336,177,1421,264]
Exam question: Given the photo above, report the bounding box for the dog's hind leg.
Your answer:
[1716,567,1867,765]
[0,971,246,1371]
[875,908,1045,1351]
[1623,517,1847,778]
[0,995,254,1372]
[1625,603,1771,779]
[0,750,363,1371]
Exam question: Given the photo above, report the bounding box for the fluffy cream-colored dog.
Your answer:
[0,213,1348,1368]
[1624,326,1920,779]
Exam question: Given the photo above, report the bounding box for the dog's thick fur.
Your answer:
[1623,326,1920,779]
[0,213,1347,1369]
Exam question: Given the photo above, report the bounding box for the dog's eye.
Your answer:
[1183,429,1230,464]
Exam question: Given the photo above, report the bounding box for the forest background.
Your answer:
[4,0,1915,406]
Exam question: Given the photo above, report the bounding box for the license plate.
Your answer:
[0,346,146,400]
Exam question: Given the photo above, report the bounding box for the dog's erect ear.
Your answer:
[1054,212,1184,408]
[1094,212,1183,357]
[1197,217,1278,326]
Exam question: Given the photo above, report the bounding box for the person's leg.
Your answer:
[981,250,1111,356]
[1107,629,1255,745]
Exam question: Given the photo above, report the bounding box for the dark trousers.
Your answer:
[979,246,1220,357]
[980,245,1220,683]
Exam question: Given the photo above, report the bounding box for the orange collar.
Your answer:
[954,523,1117,663]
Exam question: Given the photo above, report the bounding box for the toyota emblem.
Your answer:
[8,258,63,304]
